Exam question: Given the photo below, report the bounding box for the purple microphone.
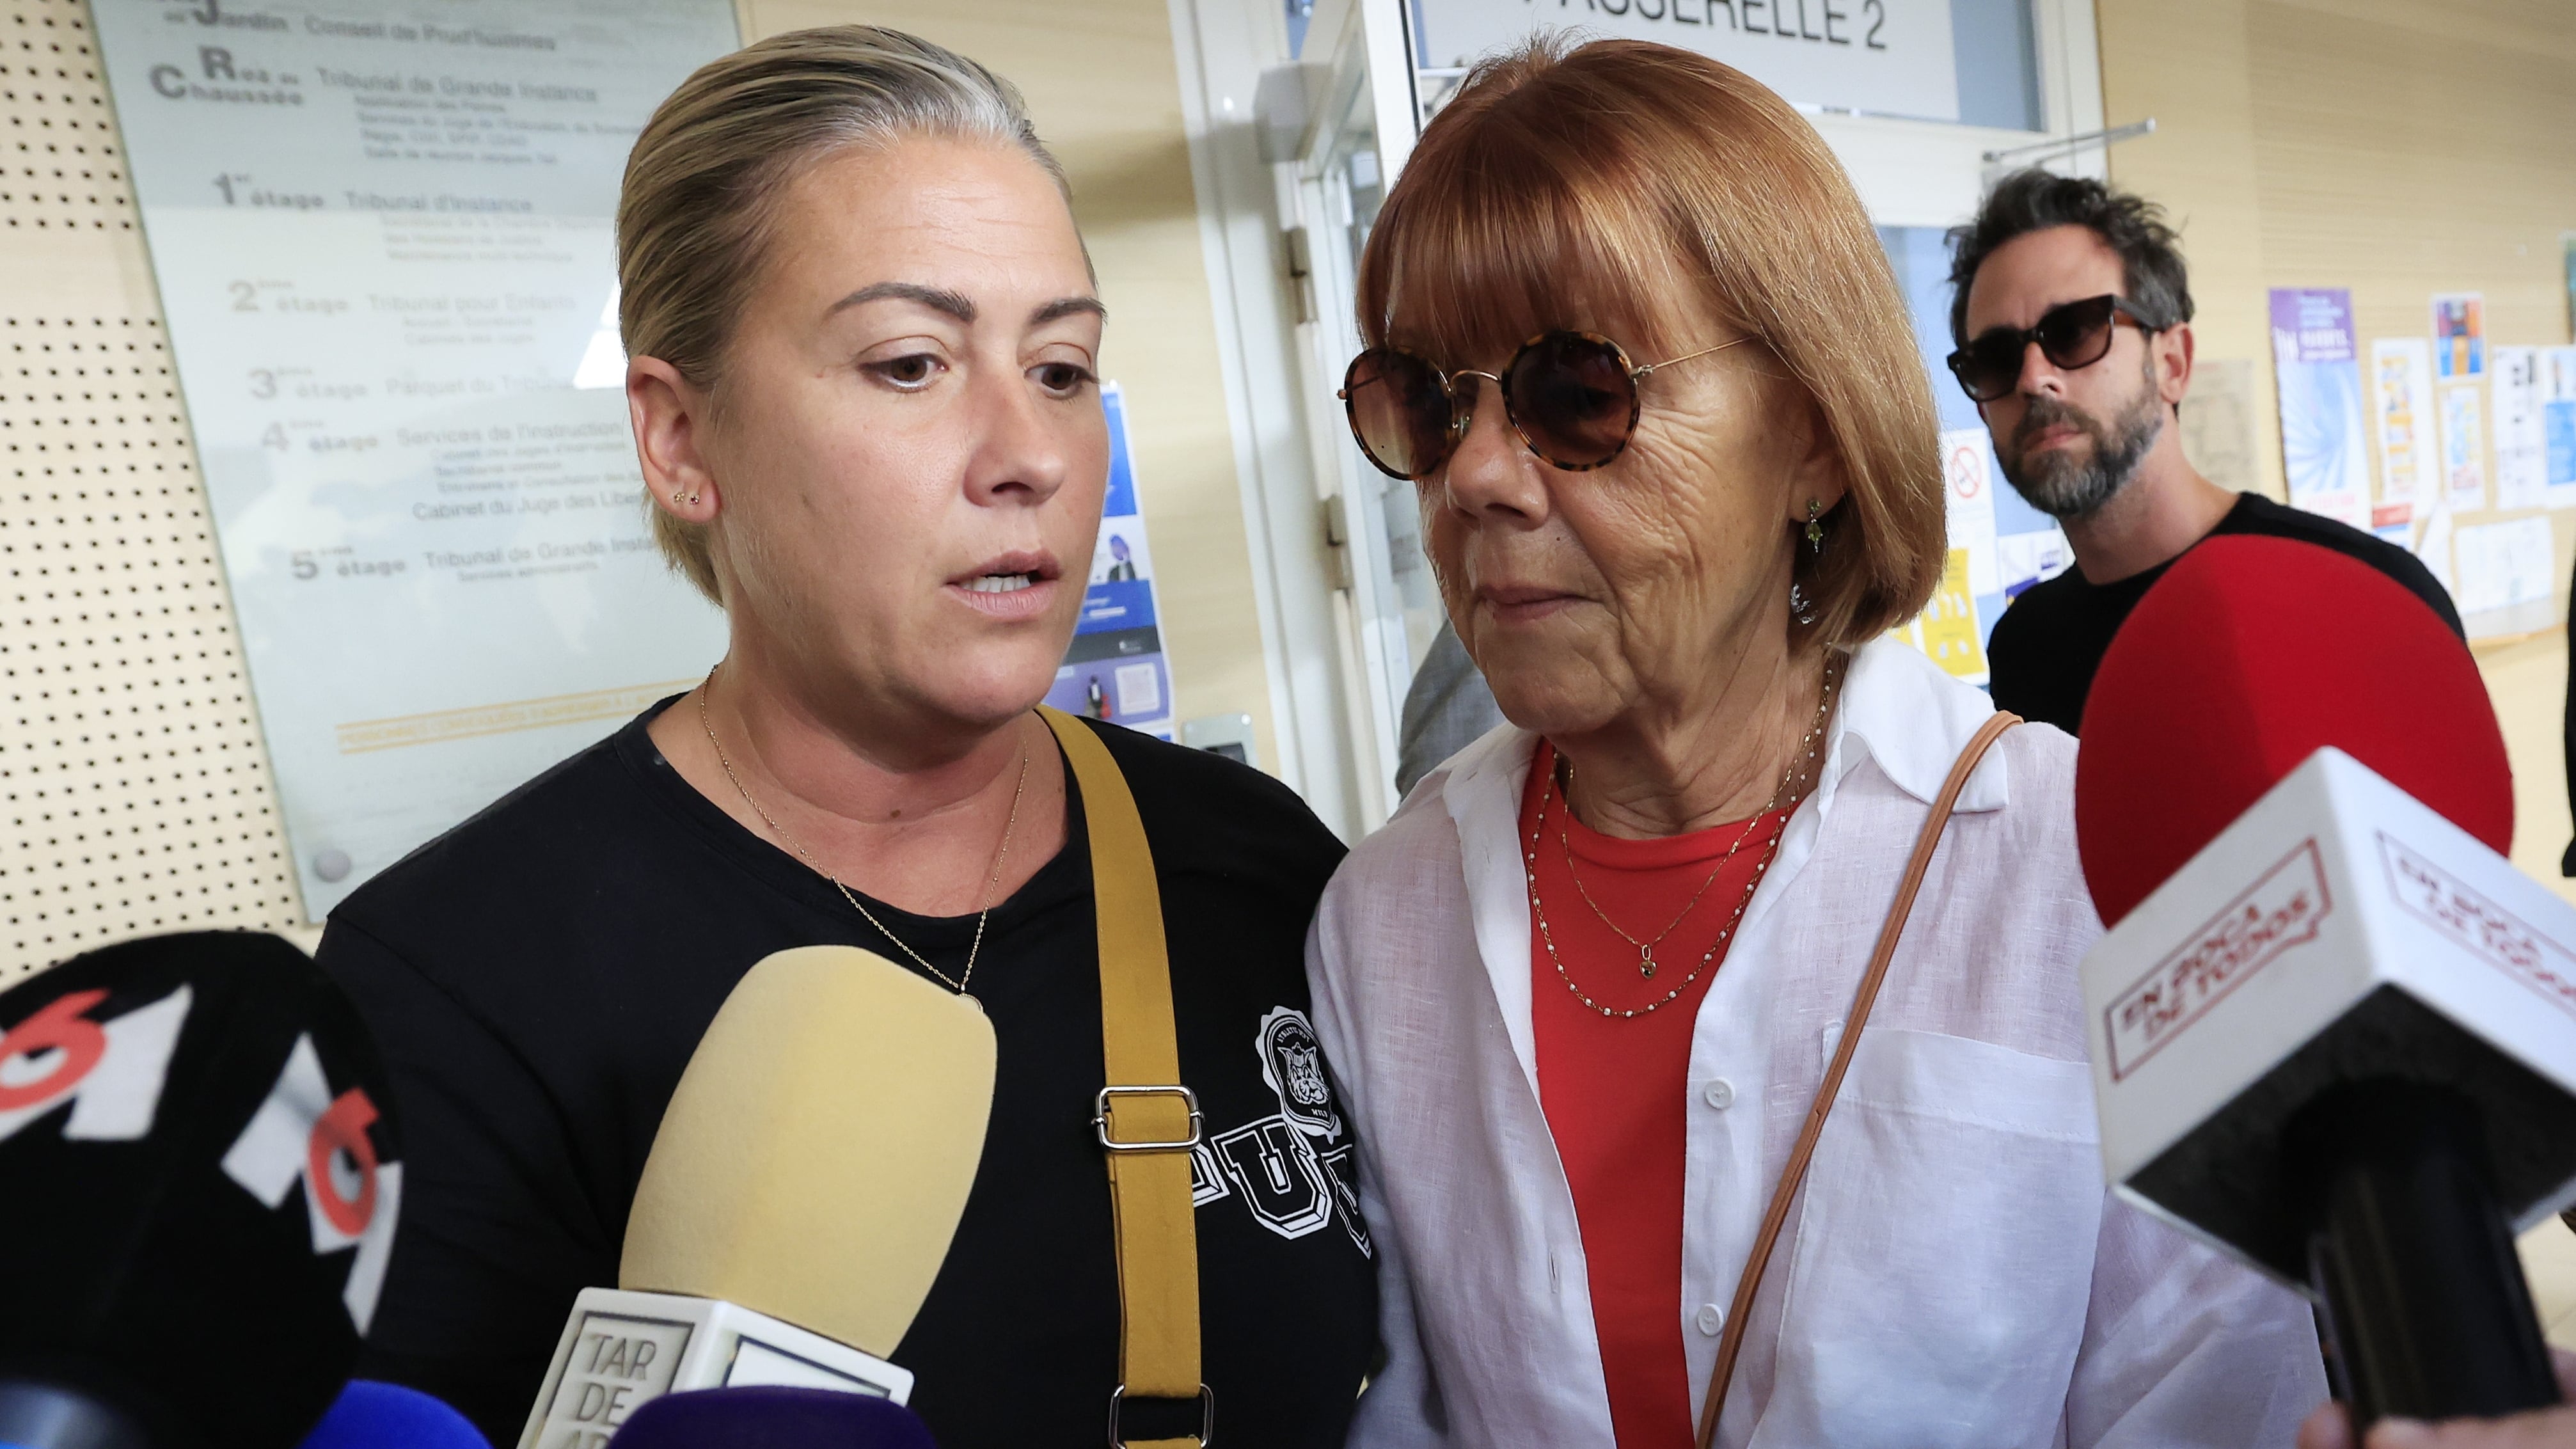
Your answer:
[606,1388,938,1449]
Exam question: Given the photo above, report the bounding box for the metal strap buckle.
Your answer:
[1108,1383,1214,1447]
[1094,1084,1203,1153]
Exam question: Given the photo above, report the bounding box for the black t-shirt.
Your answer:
[1987,492,2464,736]
[316,703,1376,1447]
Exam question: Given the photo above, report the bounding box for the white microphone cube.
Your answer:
[2083,747,2576,1290]
[517,1287,914,1449]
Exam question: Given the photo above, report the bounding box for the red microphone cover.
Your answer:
[2075,535,2511,927]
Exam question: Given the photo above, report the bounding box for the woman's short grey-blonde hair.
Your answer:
[617,26,1070,603]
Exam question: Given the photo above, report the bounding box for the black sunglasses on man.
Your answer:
[1947,293,2161,404]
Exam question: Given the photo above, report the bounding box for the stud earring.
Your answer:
[1804,498,1826,553]
[671,489,700,507]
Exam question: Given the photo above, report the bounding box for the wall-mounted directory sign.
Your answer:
[1412,0,1962,123]
[92,0,738,915]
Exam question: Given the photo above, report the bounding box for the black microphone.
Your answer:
[0,931,405,1448]
[2075,537,2568,1430]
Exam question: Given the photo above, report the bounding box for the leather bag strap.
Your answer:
[1693,709,2022,1449]
[1038,707,1206,1449]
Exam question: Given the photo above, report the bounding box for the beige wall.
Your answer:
[2098,0,2576,899]
[2100,0,2576,1323]
[0,0,309,985]
[740,0,1280,770]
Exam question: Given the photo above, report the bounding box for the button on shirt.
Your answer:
[1306,638,2328,1448]
[1523,738,1790,1449]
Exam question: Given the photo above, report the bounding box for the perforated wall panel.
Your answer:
[0,0,303,985]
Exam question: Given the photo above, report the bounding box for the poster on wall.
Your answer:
[2545,347,2576,509]
[2419,502,2458,599]
[2493,347,2547,511]
[2451,516,2556,619]
[2433,292,2486,380]
[2266,289,2371,530]
[90,0,741,914]
[2178,357,2261,496]
[2369,337,2437,540]
[1892,550,1987,687]
[1410,0,1961,123]
[1045,384,1176,739]
[2440,384,2490,512]
[1886,427,2007,686]
[1995,528,2073,600]
[1938,427,2001,598]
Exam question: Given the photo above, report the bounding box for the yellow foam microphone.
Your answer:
[516,946,995,1449]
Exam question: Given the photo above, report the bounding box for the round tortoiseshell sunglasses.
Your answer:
[1338,330,1752,480]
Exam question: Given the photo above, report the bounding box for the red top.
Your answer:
[1521,743,1789,1448]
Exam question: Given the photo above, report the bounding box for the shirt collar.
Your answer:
[1830,636,2013,812]
[1424,637,2015,1097]
[1435,635,2012,826]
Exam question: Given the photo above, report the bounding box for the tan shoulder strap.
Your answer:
[1038,706,1208,1449]
[1694,709,2022,1449]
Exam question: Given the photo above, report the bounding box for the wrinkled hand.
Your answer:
[2298,1352,2576,1448]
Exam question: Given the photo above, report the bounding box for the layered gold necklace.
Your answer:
[1526,652,1844,1019]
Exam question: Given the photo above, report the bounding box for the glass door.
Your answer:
[1285,0,1433,829]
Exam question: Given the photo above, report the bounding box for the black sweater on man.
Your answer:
[1988,491,2462,737]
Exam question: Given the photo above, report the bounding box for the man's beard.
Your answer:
[1996,372,2167,519]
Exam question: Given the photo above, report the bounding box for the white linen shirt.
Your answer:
[1306,638,2326,1448]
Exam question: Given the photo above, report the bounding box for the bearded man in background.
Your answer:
[1950,171,2458,736]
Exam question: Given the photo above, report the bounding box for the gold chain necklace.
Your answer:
[1528,654,1842,1018]
[696,669,1028,1002]
[1557,653,1843,980]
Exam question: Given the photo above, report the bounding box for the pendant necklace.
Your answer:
[1528,652,1842,1017]
[696,667,1028,1005]
[1554,653,1843,979]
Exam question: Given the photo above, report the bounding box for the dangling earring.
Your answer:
[1790,581,1817,626]
[1804,498,1826,553]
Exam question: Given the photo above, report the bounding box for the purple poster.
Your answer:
[2268,289,2372,530]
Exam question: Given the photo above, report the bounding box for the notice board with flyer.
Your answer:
[1045,383,1177,738]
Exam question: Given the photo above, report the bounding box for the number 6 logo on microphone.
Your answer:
[0,985,194,1144]
[221,1034,402,1333]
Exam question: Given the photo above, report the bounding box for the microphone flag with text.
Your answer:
[0,931,405,1449]
[2075,535,2570,1429]
[517,945,992,1449]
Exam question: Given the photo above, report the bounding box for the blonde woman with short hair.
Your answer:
[1307,38,2325,1447]
[317,28,1373,1447]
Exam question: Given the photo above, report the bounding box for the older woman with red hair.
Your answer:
[1306,38,2325,1449]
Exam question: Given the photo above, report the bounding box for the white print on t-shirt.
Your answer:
[1258,1006,1342,1140]
[1178,1008,1373,1256]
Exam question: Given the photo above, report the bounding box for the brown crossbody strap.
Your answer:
[1693,709,2022,1449]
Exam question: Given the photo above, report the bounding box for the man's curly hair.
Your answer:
[1946,170,2193,345]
